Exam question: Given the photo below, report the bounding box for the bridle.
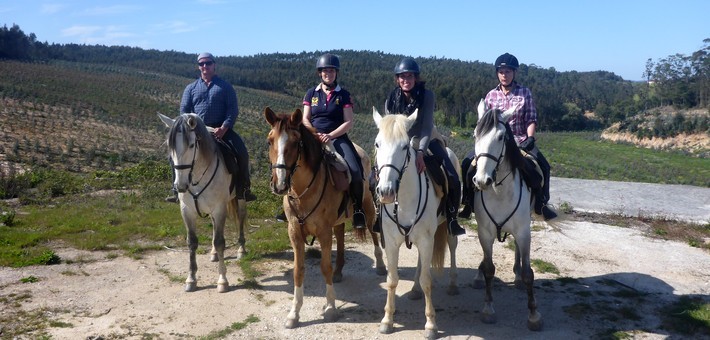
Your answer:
[475,122,522,242]
[172,130,221,218]
[376,145,430,249]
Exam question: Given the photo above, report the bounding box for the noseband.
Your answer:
[474,122,508,184]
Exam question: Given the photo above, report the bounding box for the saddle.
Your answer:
[422,153,447,216]
[215,138,239,197]
[323,143,351,192]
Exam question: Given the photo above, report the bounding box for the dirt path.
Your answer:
[2,214,709,339]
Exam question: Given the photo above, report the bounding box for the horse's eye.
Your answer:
[374,143,379,149]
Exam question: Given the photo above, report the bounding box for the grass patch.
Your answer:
[197,314,259,340]
[660,296,710,336]
[532,259,560,275]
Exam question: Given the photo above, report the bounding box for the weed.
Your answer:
[532,259,560,275]
[20,276,39,283]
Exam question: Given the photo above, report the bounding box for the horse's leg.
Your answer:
[516,231,543,331]
[407,254,423,300]
[379,239,401,334]
[333,223,344,283]
[318,228,338,322]
[447,233,459,295]
[513,239,524,289]
[211,211,229,293]
[479,237,497,324]
[286,227,305,329]
[235,198,247,259]
[418,238,438,340]
[183,214,199,292]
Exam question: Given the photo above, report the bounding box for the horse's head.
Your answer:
[159,113,216,193]
[264,107,310,195]
[472,100,517,191]
[372,107,417,204]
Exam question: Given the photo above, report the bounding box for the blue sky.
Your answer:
[3,0,708,81]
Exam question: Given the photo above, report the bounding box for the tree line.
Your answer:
[2,23,707,135]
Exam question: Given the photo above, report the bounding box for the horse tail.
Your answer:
[227,196,239,225]
[431,221,449,271]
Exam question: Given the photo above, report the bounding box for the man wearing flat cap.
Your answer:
[167,52,256,202]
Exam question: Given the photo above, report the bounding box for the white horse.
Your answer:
[471,100,542,330]
[159,113,247,293]
[372,108,450,340]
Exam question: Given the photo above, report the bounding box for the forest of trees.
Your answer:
[1,23,708,136]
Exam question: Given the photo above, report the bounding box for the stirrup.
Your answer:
[353,210,366,229]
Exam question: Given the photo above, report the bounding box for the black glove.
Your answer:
[519,136,535,152]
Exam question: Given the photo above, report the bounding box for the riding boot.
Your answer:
[234,147,256,202]
[446,180,466,236]
[351,180,366,229]
[372,207,382,233]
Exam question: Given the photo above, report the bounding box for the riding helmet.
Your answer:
[316,53,340,70]
[494,53,519,70]
[394,57,420,75]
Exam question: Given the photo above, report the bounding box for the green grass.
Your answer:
[540,131,709,187]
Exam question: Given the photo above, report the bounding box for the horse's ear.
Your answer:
[158,113,175,128]
[372,106,383,128]
[500,104,517,123]
[477,99,486,122]
[290,109,303,127]
[186,115,198,130]
[406,109,418,128]
[264,107,277,126]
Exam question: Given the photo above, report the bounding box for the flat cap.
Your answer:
[197,52,215,62]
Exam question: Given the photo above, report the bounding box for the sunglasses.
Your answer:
[198,61,214,67]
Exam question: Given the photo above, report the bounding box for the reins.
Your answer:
[171,133,222,218]
[377,147,430,249]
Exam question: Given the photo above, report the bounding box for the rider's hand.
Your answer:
[415,150,425,174]
[519,136,535,152]
[213,126,226,139]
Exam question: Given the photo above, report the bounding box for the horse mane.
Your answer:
[379,114,411,144]
[475,107,498,137]
[168,114,217,163]
[272,112,323,170]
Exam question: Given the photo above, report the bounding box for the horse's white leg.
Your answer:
[379,238,402,334]
[319,231,338,322]
[417,239,438,339]
[447,234,459,295]
[182,213,199,292]
[513,239,525,289]
[286,232,305,329]
[407,254,423,300]
[478,235,497,324]
[212,211,228,293]
[235,198,247,259]
[515,229,543,331]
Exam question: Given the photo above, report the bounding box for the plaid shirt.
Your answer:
[484,82,537,145]
[180,75,238,129]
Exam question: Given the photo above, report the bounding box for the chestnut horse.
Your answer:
[264,107,383,329]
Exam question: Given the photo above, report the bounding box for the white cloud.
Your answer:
[155,20,195,34]
[40,3,65,14]
[81,5,141,16]
[61,25,102,37]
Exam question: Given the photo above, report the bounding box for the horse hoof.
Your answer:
[472,279,485,289]
[285,318,299,329]
[406,289,423,300]
[375,266,387,276]
[424,328,438,340]
[481,313,497,324]
[217,283,229,293]
[379,323,393,334]
[446,285,460,296]
[184,283,197,292]
[210,254,218,262]
[333,272,343,283]
[323,307,339,322]
[528,312,543,331]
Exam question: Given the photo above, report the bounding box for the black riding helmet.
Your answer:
[316,53,340,70]
[495,53,519,70]
[394,57,420,75]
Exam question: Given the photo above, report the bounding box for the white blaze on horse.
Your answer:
[372,107,454,340]
[264,107,383,329]
[159,113,247,293]
[471,99,543,331]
